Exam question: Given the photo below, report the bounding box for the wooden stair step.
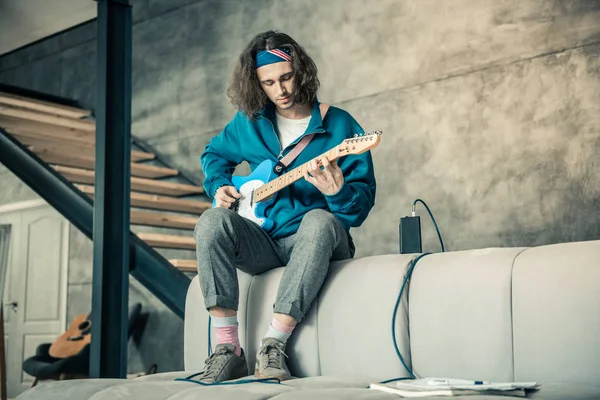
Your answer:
[11,131,155,162]
[0,91,91,119]
[169,259,196,273]
[55,166,204,196]
[0,115,95,144]
[0,104,95,131]
[78,185,211,214]
[35,149,177,179]
[130,210,197,230]
[137,233,195,250]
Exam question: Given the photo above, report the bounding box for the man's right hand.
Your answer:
[214,185,241,208]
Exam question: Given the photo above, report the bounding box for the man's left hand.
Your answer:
[303,155,344,196]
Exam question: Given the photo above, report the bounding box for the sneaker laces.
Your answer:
[197,346,230,380]
[259,341,288,369]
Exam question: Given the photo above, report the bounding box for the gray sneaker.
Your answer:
[195,343,248,383]
[254,338,291,380]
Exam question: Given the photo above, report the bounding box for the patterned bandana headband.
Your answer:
[255,47,292,68]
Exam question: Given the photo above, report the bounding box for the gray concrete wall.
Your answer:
[1,0,599,372]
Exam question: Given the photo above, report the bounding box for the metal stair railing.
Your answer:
[0,128,191,319]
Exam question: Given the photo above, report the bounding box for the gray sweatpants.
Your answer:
[193,207,355,323]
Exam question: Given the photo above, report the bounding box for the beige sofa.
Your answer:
[17,240,600,399]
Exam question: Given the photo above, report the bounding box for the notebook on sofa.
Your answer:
[369,378,540,397]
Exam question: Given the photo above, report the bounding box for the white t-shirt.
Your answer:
[275,112,311,150]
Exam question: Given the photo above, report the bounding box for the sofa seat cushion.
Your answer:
[256,388,398,399]
[274,381,600,400]
[16,375,600,399]
[528,383,600,400]
[39,375,376,400]
[16,378,129,400]
[91,375,295,400]
[133,370,196,382]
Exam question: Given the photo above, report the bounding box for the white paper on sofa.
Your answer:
[369,378,540,397]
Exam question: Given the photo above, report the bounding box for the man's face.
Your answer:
[256,61,295,110]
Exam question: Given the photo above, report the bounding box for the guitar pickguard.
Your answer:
[236,179,264,226]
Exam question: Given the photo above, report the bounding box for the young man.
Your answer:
[194,30,376,383]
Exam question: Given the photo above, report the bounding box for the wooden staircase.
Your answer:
[0,90,208,274]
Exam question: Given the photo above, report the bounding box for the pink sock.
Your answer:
[264,316,295,345]
[272,317,295,334]
[213,315,242,356]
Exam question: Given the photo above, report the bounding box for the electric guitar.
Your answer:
[213,130,382,229]
[49,313,92,358]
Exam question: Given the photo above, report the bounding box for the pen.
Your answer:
[427,379,488,386]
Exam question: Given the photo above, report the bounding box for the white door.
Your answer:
[0,202,68,398]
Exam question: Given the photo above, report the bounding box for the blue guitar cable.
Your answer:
[384,198,444,383]
[175,375,281,386]
[412,198,445,252]
[390,252,431,379]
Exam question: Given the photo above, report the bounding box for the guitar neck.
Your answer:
[251,130,382,203]
[253,147,339,203]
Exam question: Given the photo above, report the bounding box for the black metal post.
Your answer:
[90,0,132,378]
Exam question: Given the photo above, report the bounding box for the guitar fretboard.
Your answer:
[253,148,339,203]
[251,130,381,203]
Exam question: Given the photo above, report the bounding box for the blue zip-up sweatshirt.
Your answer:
[201,100,376,239]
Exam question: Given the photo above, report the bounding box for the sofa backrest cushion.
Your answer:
[512,240,600,385]
[316,254,415,380]
[185,240,600,385]
[408,248,525,382]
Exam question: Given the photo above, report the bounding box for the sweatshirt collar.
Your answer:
[258,99,326,134]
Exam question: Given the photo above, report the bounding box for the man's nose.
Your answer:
[276,82,286,95]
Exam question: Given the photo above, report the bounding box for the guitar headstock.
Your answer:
[337,130,382,156]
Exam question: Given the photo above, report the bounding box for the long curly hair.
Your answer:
[227,31,320,119]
